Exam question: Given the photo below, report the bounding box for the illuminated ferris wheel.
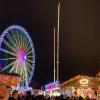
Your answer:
[0,25,35,88]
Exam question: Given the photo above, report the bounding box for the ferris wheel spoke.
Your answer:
[0,57,16,61]
[22,65,26,79]
[26,59,34,64]
[14,32,22,50]
[6,32,15,46]
[11,29,22,51]
[26,42,31,51]
[19,35,24,50]
[21,34,25,49]
[9,59,19,73]
[9,62,17,73]
[23,65,28,87]
[7,32,18,51]
[20,31,33,53]
[17,30,24,50]
[20,34,23,48]
[26,49,32,55]
[26,62,33,70]
[22,34,32,52]
[3,38,17,53]
[22,35,29,50]
[0,48,16,56]
[27,55,34,58]
[2,60,16,70]
[21,33,25,49]
[24,65,27,76]
[14,29,22,50]
[26,62,34,83]
[20,64,24,76]
[26,67,30,77]
[26,63,32,77]
[22,35,27,50]
[22,69,25,80]
[11,29,20,50]
[13,63,18,73]
[19,32,25,49]
[26,43,32,52]
[26,63,31,75]
[18,34,22,49]
[15,62,19,73]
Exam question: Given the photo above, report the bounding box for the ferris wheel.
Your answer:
[0,25,35,88]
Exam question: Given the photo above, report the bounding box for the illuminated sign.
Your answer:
[45,81,59,91]
[80,79,89,85]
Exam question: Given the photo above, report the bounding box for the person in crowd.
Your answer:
[8,90,21,100]
[0,83,11,100]
[24,91,32,100]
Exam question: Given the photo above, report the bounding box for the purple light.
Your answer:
[45,81,59,90]
[18,49,26,64]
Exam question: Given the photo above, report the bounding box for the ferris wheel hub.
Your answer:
[17,49,26,64]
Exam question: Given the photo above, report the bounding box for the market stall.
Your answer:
[60,75,100,99]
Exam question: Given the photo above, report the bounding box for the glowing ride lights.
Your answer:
[45,81,60,96]
[80,79,89,85]
[17,49,27,64]
[0,25,35,88]
[0,71,20,86]
[45,81,59,91]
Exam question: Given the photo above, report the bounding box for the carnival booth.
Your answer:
[45,81,61,97]
[0,71,20,87]
[60,75,100,99]
[0,70,20,98]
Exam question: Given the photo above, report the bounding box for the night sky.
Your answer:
[0,0,100,88]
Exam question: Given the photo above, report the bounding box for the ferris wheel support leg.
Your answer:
[25,79,28,90]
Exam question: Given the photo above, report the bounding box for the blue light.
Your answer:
[24,55,27,60]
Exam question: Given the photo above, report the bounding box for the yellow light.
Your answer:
[80,79,89,85]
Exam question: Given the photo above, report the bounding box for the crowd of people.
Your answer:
[8,91,98,100]
[0,82,98,100]
[7,91,98,100]
[0,86,98,100]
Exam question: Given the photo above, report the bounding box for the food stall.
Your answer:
[60,75,100,99]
